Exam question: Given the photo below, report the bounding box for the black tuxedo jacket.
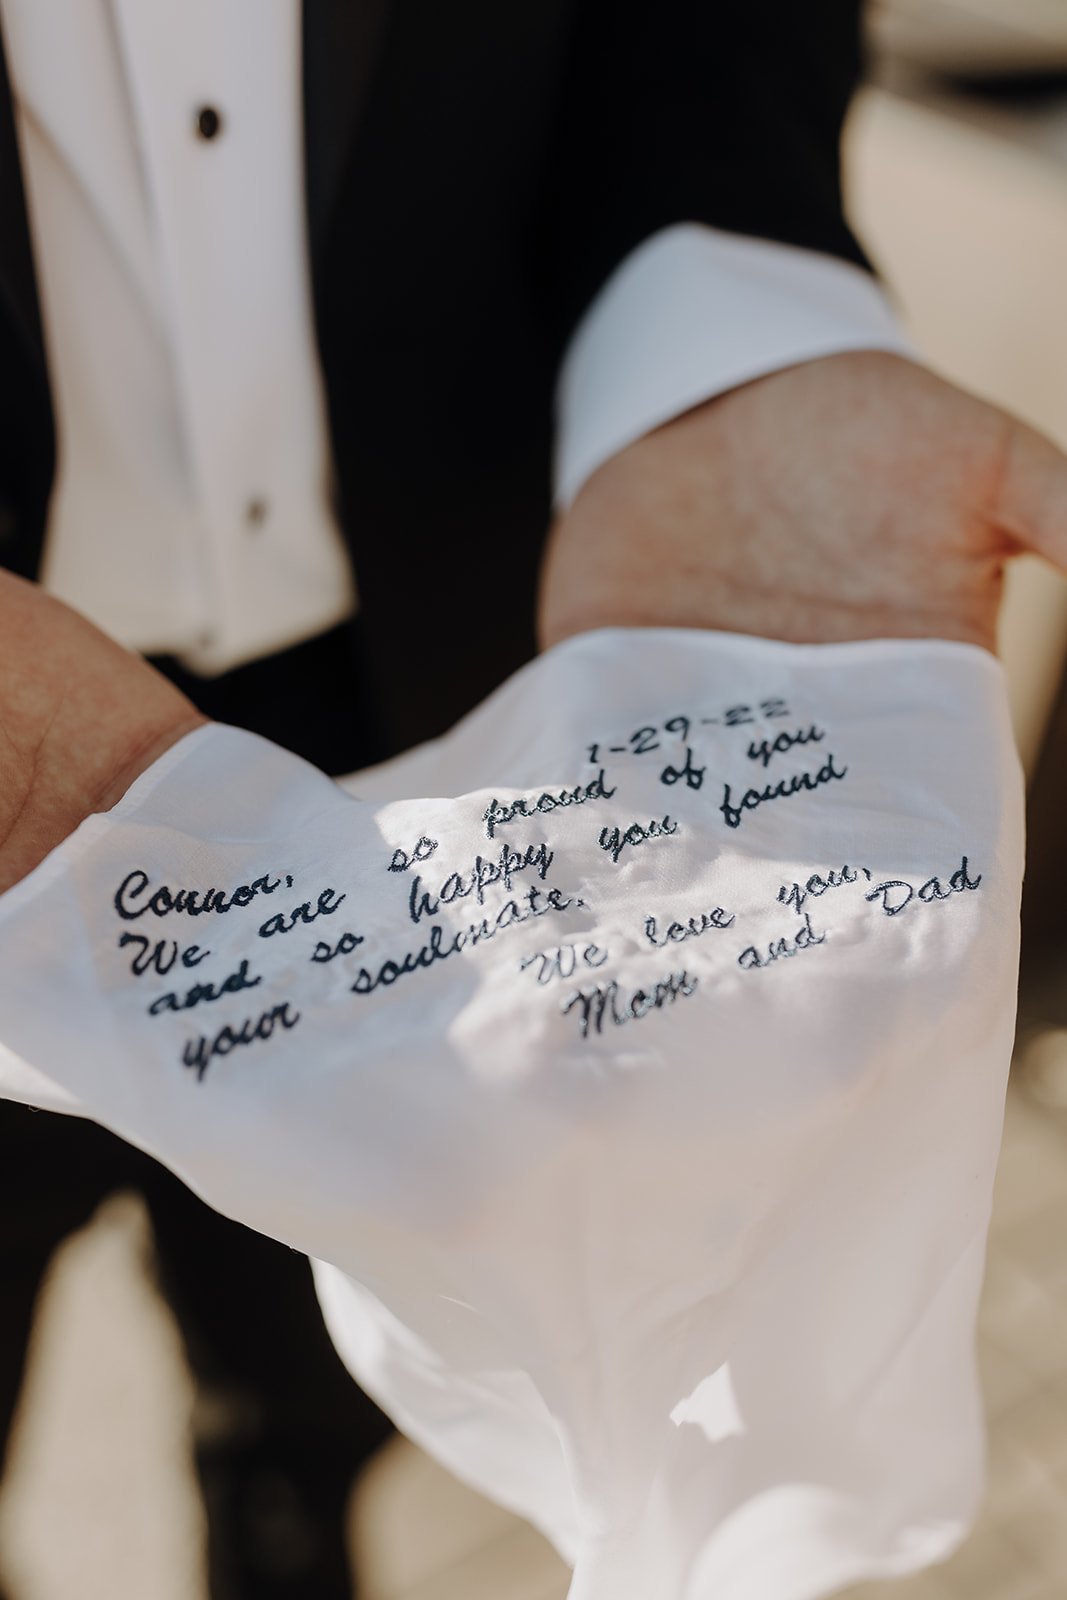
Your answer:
[0,0,869,754]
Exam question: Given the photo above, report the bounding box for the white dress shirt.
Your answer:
[0,0,911,676]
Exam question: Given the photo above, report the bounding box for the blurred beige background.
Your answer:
[5,4,1067,1596]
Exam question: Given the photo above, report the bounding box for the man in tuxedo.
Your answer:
[3,4,1067,1599]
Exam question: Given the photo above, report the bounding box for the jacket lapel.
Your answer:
[0,16,46,376]
[302,0,392,256]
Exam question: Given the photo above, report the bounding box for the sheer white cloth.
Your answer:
[0,628,1023,1600]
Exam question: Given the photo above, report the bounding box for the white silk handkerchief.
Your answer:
[0,629,1024,1600]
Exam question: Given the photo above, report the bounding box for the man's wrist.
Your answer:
[0,572,208,895]
[540,350,1007,658]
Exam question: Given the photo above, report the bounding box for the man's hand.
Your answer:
[539,351,1067,655]
[0,572,205,893]
[7,353,1067,895]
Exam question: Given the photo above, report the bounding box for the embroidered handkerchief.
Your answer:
[0,628,1023,1600]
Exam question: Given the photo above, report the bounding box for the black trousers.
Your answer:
[0,619,395,1600]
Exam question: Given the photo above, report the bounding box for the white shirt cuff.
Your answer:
[554,223,915,509]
